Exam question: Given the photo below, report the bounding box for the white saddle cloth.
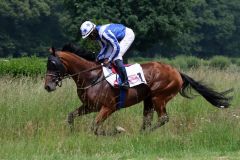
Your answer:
[102,63,147,88]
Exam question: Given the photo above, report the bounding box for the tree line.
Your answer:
[0,0,239,58]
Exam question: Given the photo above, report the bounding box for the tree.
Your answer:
[1,0,239,58]
[0,0,68,57]
[192,0,238,57]
[223,0,240,56]
[63,0,196,57]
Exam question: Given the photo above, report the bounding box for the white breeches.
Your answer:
[113,27,135,61]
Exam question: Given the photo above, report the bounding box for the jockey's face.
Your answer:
[88,29,98,40]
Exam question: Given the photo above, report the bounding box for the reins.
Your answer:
[77,72,114,90]
[46,64,112,90]
[62,64,102,80]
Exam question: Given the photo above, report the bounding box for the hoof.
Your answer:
[160,114,169,124]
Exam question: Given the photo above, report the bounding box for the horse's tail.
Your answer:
[179,72,233,108]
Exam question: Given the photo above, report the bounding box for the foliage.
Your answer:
[230,57,240,66]
[0,0,68,57]
[63,0,196,56]
[1,56,239,76]
[0,57,46,76]
[185,56,202,68]
[0,0,240,58]
[170,55,189,70]
[168,55,202,69]
[63,0,240,57]
[209,56,231,69]
[192,0,240,57]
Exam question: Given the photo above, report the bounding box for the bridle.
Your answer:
[46,65,114,90]
[46,55,68,87]
[46,55,112,89]
[45,72,66,87]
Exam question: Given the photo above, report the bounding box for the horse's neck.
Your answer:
[58,51,99,85]
[58,51,95,72]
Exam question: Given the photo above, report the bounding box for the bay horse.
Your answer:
[44,44,232,135]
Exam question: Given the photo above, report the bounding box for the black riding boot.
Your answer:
[114,59,129,89]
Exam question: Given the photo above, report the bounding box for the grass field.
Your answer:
[0,67,240,160]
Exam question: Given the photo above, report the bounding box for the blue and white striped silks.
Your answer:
[96,24,126,61]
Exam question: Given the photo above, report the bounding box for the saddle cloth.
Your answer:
[102,63,147,88]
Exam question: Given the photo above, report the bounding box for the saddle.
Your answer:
[102,63,147,88]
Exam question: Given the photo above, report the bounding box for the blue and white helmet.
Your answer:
[80,21,96,39]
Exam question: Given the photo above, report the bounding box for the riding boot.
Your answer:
[114,59,129,89]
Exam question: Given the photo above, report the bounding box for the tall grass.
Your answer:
[0,68,240,160]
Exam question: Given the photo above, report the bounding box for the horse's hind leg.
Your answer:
[150,96,170,131]
[141,97,154,131]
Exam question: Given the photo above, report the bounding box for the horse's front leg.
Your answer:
[91,106,115,135]
[67,104,92,128]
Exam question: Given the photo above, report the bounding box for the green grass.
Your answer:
[0,68,240,160]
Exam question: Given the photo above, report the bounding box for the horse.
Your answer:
[44,44,232,135]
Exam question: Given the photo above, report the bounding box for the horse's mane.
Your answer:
[61,43,96,61]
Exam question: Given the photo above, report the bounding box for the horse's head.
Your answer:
[44,47,67,92]
[44,44,97,92]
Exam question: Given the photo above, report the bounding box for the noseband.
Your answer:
[46,72,65,87]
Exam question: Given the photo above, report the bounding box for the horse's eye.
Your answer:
[47,61,58,70]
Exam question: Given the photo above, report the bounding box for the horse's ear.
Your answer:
[49,47,56,56]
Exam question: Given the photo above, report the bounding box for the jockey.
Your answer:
[80,21,135,89]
